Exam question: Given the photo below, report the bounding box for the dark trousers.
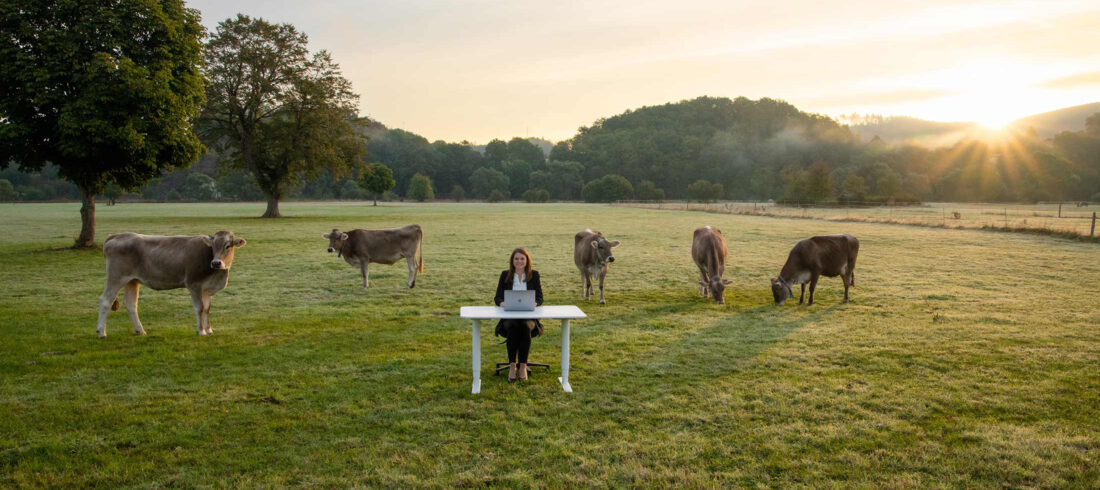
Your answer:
[502,319,531,364]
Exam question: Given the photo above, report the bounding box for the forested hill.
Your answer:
[558,96,859,198]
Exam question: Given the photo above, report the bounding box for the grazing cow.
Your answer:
[324,225,423,289]
[574,228,620,305]
[770,234,859,306]
[96,231,246,338]
[692,226,732,304]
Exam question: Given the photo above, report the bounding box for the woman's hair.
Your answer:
[507,247,533,279]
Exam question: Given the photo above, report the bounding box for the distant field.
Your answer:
[619,201,1099,238]
[1,202,1097,487]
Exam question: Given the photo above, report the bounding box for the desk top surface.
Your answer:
[460,305,586,319]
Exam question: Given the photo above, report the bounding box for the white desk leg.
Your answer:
[472,319,481,394]
[558,319,573,393]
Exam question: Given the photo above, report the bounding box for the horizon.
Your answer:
[187,0,1100,144]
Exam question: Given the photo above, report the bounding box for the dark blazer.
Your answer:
[493,269,544,337]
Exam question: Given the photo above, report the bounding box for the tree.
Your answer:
[635,180,665,202]
[359,163,395,206]
[201,15,365,218]
[340,179,365,200]
[0,0,206,247]
[451,185,466,202]
[582,175,634,202]
[487,189,508,202]
[470,167,510,198]
[103,182,124,206]
[407,173,435,202]
[484,139,508,168]
[840,174,867,203]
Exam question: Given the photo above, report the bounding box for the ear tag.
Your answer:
[788,288,794,299]
[337,250,342,258]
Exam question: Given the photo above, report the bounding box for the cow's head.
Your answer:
[202,231,246,270]
[770,277,794,306]
[590,235,620,266]
[703,276,733,304]
[323,229,349,253]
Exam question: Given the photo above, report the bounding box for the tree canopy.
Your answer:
[0,0,206,246]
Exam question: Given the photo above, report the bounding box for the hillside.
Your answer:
[1007,101,1100,138]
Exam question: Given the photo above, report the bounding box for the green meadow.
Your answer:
[1,202,1097,487]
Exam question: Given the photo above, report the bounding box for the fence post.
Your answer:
[1092,212,1096,237]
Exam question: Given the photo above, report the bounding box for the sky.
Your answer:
[187,0,1100,144]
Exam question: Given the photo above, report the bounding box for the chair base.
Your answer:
[495,362,551,376]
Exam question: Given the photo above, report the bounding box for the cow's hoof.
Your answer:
[98,332,106,339]
[198,330,207,336]
[599,300,606,305]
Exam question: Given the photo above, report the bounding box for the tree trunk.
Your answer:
[76,186,96,249]
[262,197,281,218]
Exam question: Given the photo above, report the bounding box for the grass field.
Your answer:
[1,202,1098,487]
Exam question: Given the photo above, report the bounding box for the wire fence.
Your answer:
[613,200,1099,238]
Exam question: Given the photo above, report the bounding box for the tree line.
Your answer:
[3,2,1098,249]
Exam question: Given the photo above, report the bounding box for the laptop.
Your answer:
[501,290,537,311]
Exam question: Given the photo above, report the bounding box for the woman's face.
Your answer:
[512,252,527,271]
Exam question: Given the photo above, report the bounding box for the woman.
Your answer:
[494,247,544,382]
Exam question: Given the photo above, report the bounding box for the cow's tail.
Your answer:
[111,299,120,311]
[417,228,424,273]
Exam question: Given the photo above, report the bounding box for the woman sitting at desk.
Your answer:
[494,247,544,382]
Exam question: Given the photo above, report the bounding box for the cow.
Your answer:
[324,225,423,289]
[770,234,859,306]
[574,228,620,305]
[692,226,732,304]
[96,231,246,338]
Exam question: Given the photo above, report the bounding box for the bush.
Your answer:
[487,189,508,202]
[0,179,18,201]
[451,185,466,202]
[687,179,723,202]
[381,190,399,202]
[340,180,366,200]
[635,180,664,202]
[407,173,434,202]
[470,167,509,198]
[181,173,219,201]
[582,174,633,203]
[522,188,550,202]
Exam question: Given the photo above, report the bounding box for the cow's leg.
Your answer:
[841,273,851,303]
[96,275,127,338]
[808,274,819,306]
[201,292,213,335]
[361,262,370,289]
[798,284,806,305]
[406,255,417,288]
[122,280,146,335]
[598,267,607,305]
[189,289,205,335]
[699,270,709,297]
[580,270,589,300]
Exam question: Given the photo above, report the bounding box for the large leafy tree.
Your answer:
[359,163,395,206]
[0,0,206,247]
[201,15,364,218]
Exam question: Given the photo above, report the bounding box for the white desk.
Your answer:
[460,305,586,394]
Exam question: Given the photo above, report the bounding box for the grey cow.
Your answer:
[324,225,424,289]
[574,228,620,305]
[96,231,246,337]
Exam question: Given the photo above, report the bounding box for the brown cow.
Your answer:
[692,226,732,304]
[324,225,423,289]
[96,231,246,338]
[574,228,620,305]
[770,234,859,306]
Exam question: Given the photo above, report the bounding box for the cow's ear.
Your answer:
[340,232,349,240]
[233,237,246,248]
[590,240,599,249]
[609,240,620,247]
[323,233,330,239]
[202,235,213,246]
[722,279,732,285]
